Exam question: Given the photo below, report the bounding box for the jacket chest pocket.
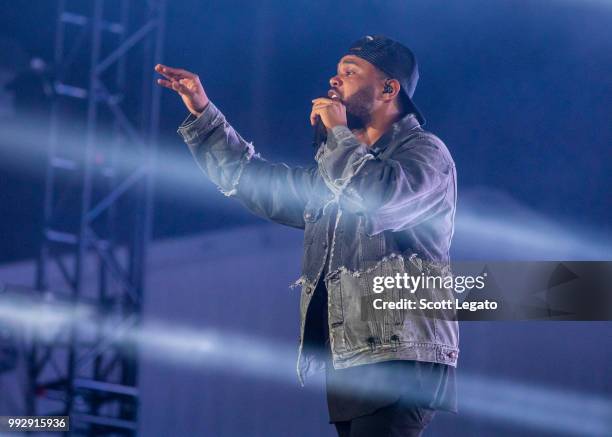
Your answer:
[303,199,325,246]
[301,199,327,278]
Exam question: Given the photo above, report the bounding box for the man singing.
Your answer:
[156,35,458,437]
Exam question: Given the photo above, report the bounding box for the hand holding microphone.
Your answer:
[310,90,346,147]
[310,90,347,130]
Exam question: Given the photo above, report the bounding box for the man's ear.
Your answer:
[381,78,401,101]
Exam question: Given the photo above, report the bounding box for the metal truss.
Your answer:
[30,1,165,435]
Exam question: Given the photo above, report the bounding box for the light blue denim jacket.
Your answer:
[178,102,459,385]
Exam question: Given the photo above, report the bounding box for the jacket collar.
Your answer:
[369,112,421,155]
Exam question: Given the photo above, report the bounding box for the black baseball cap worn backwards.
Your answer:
[345,35,425,125]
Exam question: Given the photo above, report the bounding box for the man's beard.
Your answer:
[343,85,375,130]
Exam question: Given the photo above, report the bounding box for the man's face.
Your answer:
[329,55,383,129]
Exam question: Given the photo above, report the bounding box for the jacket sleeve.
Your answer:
[316,125,454,235]
[177,102,317,229]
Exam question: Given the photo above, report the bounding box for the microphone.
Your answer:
[312,90,341,148]
[312,116,327,148]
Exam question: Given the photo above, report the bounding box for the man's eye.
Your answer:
[345,71,354,76]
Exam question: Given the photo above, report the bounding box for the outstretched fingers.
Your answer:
[155,64,196,81]
[156,78,189,94]
[157,78,174,89]
[154,64,209,115]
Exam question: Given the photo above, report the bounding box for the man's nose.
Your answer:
[329,75,341,88]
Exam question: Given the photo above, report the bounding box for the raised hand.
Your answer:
[155,64,210,117]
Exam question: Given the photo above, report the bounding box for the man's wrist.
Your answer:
[191,100,210,118]
[326,122,347,130]
[329,125,353,141]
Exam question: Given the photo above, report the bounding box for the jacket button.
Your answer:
[304,212,312,220]
[448,351,457,359]
[305,287,312,295]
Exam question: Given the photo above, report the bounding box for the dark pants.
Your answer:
[333,400,436,437]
